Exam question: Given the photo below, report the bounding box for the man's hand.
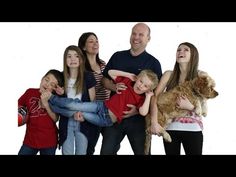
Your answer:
[123,104,138,118]
[115,82,127,94]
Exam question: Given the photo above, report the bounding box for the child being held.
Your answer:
[46,69,159,127]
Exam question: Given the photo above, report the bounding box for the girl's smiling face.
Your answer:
[176,44,191,64]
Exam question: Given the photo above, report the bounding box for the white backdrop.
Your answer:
[1,22,235,155]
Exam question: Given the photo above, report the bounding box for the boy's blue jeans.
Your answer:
[18,144,56,155]
[49,95,113,127]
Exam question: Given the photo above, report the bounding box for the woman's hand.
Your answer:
[176,95,194,111]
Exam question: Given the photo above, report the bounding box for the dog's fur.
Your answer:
[144,75,218,155]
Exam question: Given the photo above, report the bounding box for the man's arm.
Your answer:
[102,77,116,92]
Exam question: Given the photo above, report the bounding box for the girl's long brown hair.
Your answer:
[167,42,199,91]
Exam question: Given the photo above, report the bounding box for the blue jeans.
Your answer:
[18,144,56,155]
[49,95,113,127]
[62,118,88,155]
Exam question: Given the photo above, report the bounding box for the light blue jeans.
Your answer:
[62,117,88,155]
[49,95,113,127]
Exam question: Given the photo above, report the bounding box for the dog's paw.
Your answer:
[202,112,207,117]
[195,107,202,116]
[162,132,172,142]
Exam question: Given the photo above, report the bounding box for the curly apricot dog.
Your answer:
[144,75,218,155]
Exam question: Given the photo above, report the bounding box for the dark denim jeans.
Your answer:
[100,115,146,155]
[18,144,56,155]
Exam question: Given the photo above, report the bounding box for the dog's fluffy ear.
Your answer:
[194,75,219,98]
[194,76,207,91]
[206,76,216,87]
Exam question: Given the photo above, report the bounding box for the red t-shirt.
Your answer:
[105,77,145,123]
[18,88,58,148]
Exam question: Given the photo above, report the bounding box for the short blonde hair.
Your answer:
[137,69,159,90]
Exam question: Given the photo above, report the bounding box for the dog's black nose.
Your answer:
[208,90,218,98]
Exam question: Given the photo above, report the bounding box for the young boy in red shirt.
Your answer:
[18,69,64,155]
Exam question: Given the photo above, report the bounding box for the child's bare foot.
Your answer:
[74,112,85,122]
